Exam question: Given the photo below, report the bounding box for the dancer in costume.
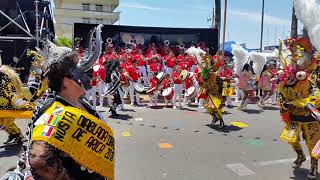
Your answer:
[237,64,254,111]
[258,64,274,109]
[277,37,320,179]
[1,25,115,180]
[0,65,34,144]
[186,47,225,128]
[104,60,123,116]
[0,45,50,146]
[293,0,320,178]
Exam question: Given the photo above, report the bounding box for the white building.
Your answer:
[54,0,119,38]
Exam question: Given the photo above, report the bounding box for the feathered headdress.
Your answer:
[186,46,220,79]
[249,52,266,76]
[294,0,320,51]
[231,44,248,76]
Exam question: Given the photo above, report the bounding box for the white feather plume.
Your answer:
[231,44,248,76]
[186,46,206,66]
[249,52,267,76]
[294,0,320,50]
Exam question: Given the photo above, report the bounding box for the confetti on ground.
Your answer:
[159,143,173,149]
[244,139,264,148]
[135,118,143,121]
[121,131,131,137]
[229,121,249,128]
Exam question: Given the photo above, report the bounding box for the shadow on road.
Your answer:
[244,109,262,114]
[206,124,242,133]
[119,109,136,112]
[148,106,164,109]
[181,107,198,112]
[263,106,279,111]
[108,114,133,121]
[0,144,21,158]
[291,168,315,180]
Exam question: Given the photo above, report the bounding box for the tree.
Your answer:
[214,0,221,49]
[55,36,72,48]
[291,4,298,38]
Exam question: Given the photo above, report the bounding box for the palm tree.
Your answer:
[214,0,221,49]
[291,4,298,38]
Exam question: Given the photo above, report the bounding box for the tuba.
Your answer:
[106,38,113,44]
[164,40,170,46]
[179,43,185,50]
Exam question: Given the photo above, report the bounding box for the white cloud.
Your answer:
[229,10,290,26]
[121,2,166,11]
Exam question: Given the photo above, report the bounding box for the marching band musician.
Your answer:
[219,62,234,107]
[162,74,172,106]
[95,63,107,107]
[118,65,128,110]
[86,67,98,110]
[172,67,183,109]
[183,72,193,106]
[164,51,176,77]
[136,49,148,86]
[127,60,142,106]
[147,70,159,107]
[120,62,129,99]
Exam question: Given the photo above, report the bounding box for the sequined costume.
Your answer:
[0,65,34,144]
[186,47,224,128]
[277,37,320,179]
[104,60,123,116]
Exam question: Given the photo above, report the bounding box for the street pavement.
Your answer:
[0,102,316,180]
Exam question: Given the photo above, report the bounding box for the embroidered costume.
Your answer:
[186,47,224,128]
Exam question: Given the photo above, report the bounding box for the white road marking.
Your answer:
[226,163,255,176]
[134,118,143,121]
[253,156,310,166]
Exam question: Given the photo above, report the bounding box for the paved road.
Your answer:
[0,103,315,180]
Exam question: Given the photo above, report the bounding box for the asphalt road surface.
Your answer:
[0,102,316,180]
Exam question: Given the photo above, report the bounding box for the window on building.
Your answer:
[96,19,103,24]
[82,18,90,24]
[95,4,103,12]
[82,3,90,11]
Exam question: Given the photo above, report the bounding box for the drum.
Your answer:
[156,71,165,82]
[146,87,157,95]
[93,64,101,72]
[185,86,196,100]
[189,72,195,79]
[180,70,189,81]
[134,82,145,93]
[162,87,174,101]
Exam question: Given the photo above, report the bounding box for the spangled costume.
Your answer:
[0,65,34,144]
[186,48,224,128]
[277,37,320,179]
[1,24,115,180]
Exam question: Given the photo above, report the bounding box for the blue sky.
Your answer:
[116,0,304,48]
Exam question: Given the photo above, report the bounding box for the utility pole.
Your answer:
[221,0,227,61]
[260,0,265,52]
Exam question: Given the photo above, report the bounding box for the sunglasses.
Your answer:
[65,73,84,89]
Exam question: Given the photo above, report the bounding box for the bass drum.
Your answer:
[134,82,145,93]
[162,87,174,101]
[185,86,196,100]
[156,71,165,83]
